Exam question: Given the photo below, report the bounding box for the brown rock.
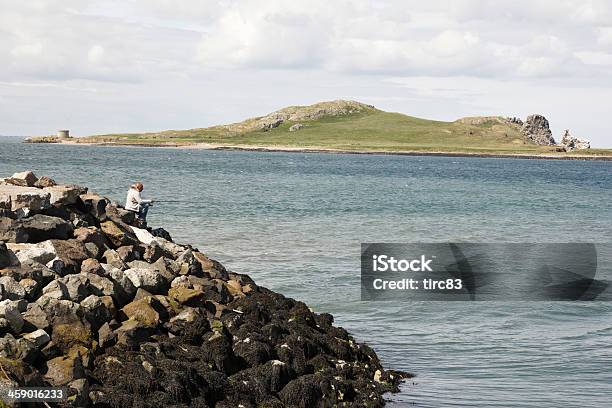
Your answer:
[80,258,104,275]
[51,322,93,352]
[168,286,205,306]
[45,351,85,386]
[121,297,163,328]
[100,220,138,247]
[34,176,57,188]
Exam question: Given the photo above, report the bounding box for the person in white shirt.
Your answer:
[125,182,154,222]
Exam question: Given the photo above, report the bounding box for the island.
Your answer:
[25,100,612,160]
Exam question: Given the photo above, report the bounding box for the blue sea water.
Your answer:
[1,137,611,407]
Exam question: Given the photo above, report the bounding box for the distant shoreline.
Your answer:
[45,140,612,161]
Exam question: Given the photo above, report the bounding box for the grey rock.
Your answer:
[0,240,16,268]
[14,241,57,264]
[559,129,590,151]
[60,274,90,302]
[521,114,556,146]
[124,268,167,293]
[0,215,73,243]
[0,276,26,300]
[0,299,25,333]
[289,123,304,132]
[42,280,69,300]
[22,303,49,329]
[43,185,88,206]
[102,249,126,270]
[0,185,51,215]
[22,328,51,348]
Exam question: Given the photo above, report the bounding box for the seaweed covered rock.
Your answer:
[0,171,411,407]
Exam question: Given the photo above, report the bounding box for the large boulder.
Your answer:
[559,129,590,151]
[44,185,88,206]
[521,114,556,146]
[5,171,38,187]
[124,268,167,293]
[0,214,73,243]
[0,185,51,216]
[100,220,138,248]
[0,299,25,334]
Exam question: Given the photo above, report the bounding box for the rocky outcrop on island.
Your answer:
[217,100,376,133]
[0,171,408,407]
[520,114,556,146]
[559,129,590,151]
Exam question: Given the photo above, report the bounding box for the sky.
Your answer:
[1,0,611,146]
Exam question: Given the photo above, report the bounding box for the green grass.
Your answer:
[79,109,611,157]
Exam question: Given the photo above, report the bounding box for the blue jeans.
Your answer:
[138,203,151,221]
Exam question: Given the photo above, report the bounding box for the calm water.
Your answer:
[1,137,611,407]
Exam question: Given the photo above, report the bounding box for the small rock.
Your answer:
[289,123,304,132]
[22,328,51,348]
[34,176,57,188]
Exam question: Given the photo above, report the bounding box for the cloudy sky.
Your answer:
[1,0,611,146]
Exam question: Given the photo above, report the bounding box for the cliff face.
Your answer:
[0,171,408,407]
[521,114,556,146]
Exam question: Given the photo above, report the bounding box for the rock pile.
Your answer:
[0,171,408,407]
[559,129,590,151]
[521,114,556,146]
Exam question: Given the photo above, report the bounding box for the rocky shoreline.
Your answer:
[0,171,409,407]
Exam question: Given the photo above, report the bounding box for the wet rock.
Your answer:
[278,374,323,407]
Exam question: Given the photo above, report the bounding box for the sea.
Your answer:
[1,136,611,407]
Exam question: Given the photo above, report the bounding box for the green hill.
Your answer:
[76,100,611,157]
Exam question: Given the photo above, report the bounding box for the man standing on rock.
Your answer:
[125,182,154,225]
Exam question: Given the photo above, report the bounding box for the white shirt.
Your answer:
[125,187,151,212]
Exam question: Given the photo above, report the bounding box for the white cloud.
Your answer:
[0,0,611,146]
